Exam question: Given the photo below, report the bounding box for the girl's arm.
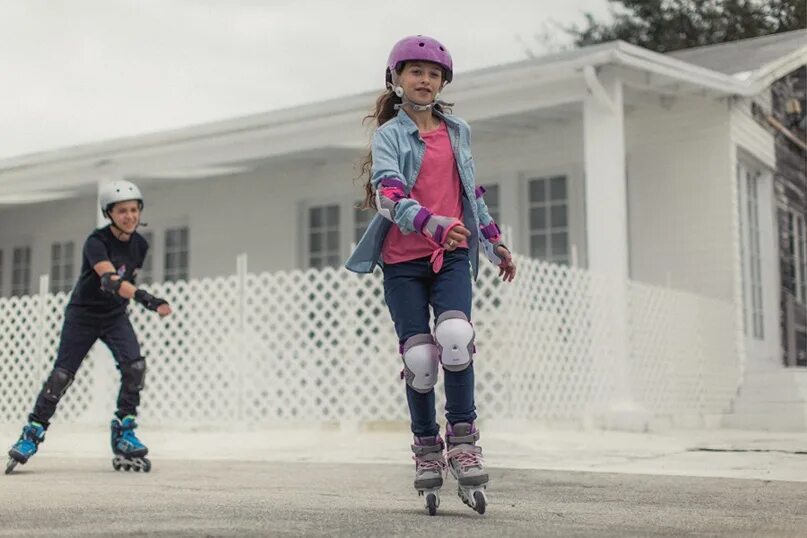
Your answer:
[474,186,516,281]
[372,129,467,246]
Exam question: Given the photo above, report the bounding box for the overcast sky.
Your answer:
[0,0,610,160]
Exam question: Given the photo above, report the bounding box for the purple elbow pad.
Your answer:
[480,221,501,243]
[376,177,408,221]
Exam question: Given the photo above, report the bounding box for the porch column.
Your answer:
[583,67,649,430]
[96,180,107,227]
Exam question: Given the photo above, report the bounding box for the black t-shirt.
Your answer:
[67,226,148,319]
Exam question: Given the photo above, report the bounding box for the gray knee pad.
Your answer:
[401,334,439,393]
[43,367,74,404]
[434,311,475,372]
[119,358,146,392]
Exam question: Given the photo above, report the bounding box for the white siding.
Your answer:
[626,96,736,301]
[0,116,590,289]
[730,97,776,169]
[0,197,93,296]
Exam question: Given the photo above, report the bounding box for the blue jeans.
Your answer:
[382,248,477,437]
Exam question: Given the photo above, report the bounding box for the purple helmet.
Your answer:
[386,35,453,85]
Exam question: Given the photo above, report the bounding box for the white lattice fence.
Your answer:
[627,281,740,419]
[505,259,616,421]
[0,254,741,427]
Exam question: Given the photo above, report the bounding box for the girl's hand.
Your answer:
[496,246,516,282]
[445,225,471,251]
[157,304,172,318]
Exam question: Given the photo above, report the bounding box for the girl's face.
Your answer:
[109,200,141,234]
[398,61,444,105]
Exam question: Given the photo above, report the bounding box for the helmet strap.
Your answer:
[390,80,446,113]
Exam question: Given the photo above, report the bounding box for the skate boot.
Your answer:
[110,415,151,472]
[412,435,446,516]
[6,422,46,474]
[446,422,488,514]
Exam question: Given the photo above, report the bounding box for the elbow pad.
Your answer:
[375,177,408,222]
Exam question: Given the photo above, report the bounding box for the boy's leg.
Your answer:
[100,315,145,418]
[29,316,100,428]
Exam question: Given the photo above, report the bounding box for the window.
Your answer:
[164,227,189,282]
[308,204,340,269]
[12,247,31,296]
[50,241,75,293]
[138,231,154,285]
[746,170,764,339]
[527,176,569,265]
[353,202,373,245]
[481,184,500,224]
[738,164,764,340]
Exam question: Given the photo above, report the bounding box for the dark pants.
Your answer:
[383,248,477,437]
[30,309,144,427]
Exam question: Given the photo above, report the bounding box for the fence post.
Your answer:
[236,253,248,424]
[341,270,361,432]
[37,275,49,369]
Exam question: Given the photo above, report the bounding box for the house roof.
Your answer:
[670,29,807,83]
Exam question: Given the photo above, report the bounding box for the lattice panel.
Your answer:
[0,291,97,423]
[504,258,617,421]
[0,254,741,427]
[132,276,242,423]
[627,282,741,419]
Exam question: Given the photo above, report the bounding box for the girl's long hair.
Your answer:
[356,89,402,210]
[356,78,452,210]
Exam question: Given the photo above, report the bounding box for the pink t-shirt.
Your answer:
[382,121,467,265]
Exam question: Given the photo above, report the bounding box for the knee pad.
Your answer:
[401,334,439,393]
[119,358,146,392]
[434,311,475,372]
[43,367,74,404]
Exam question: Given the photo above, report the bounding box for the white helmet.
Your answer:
[99,180,143,217]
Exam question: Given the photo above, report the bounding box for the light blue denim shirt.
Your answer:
[345,108,497,279]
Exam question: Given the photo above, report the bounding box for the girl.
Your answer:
[346,35,516,515]
[6,180,171,474]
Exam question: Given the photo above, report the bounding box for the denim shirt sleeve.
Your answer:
[371,127,424,235]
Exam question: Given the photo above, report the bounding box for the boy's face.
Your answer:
[109,200,141,234]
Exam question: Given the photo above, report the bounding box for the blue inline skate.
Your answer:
[6,422,46,474]
[110,415,151,472]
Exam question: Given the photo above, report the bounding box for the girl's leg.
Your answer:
[383,258,439,437]
[430,249,477,426]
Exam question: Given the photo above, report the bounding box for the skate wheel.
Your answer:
[5,459,18,475]
[123,464,131,472]
[426,493,438,516]
[142,458,151,473]
[473,490,486,515]
[112,459,122,471]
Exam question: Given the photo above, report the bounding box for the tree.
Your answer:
[567,0,806,52]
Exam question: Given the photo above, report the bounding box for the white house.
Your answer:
[1,31,805,429]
